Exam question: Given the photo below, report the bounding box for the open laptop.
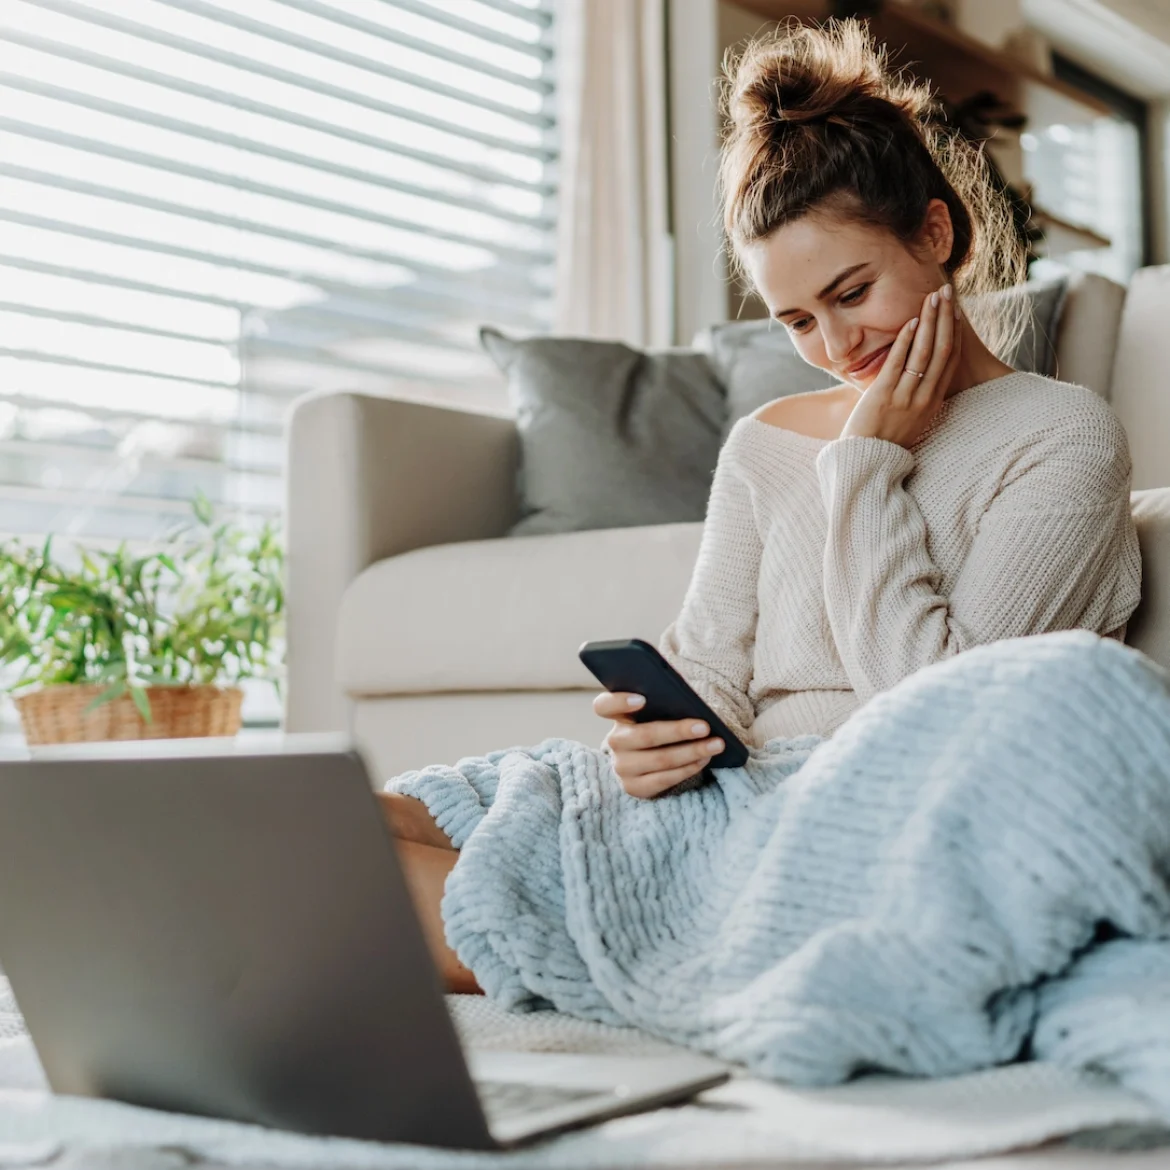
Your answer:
[0,733,728,1149]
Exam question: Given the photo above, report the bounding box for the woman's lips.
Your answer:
[849,344,892,379]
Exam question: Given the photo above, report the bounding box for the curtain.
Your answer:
[553,0,673,347]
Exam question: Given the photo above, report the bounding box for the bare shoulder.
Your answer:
[751,385,860,441]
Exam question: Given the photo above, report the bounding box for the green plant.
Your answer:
[0,491,284,724]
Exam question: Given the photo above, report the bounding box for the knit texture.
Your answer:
[386,632,1170,1117]
[659,373,1141,744]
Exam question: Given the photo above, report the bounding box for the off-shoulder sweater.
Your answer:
[659,372,1142,746]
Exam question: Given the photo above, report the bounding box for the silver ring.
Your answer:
[904,367,925,379]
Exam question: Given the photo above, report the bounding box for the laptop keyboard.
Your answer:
[475,1078,609,1120]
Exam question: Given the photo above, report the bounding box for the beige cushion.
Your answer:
[1052,270,1126,399]
[1111,265,1170,489]
[340,490,1170,697]
[337,522,703,695]
[1128,488,1170,670]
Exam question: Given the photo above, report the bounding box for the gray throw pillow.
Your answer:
[987,275,1068,376]
[702,275,1070,436]
[480,327,726,537]
[694,320,837,439]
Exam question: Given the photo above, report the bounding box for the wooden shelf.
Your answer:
[730,0,1115,117]
[1031,206,1111,252]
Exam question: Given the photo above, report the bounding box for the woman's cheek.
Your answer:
[793,334,829,372]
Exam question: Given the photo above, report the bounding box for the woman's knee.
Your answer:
[378,792,455,850]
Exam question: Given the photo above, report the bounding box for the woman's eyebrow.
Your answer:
[773,263,871,319]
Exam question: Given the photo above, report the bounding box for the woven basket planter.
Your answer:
[14,683,244,745]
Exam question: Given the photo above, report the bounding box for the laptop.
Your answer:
[0,733,729,1149]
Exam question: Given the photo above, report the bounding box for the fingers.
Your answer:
[620,760,709,800]
[607,721,723,789]
[608,715,717,754]
[895,286,941,401]
[593,691,644,723]
[878,315,920,403]
[913,283,955,405]
[938,299,963,388]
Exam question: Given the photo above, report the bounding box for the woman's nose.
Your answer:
[821,318,861,366]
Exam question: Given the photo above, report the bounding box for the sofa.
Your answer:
[284,266,1170,786]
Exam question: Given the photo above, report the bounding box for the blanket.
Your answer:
[386,631,1170,1116]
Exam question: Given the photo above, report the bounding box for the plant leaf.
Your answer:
[129,684,152,724]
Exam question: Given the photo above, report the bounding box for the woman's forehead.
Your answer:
[744,218,898,310]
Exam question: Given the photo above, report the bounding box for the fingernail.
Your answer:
[627,695,645,708]
[707,740,724,754]
[909,316,919,331]
[942,283,953,300]
[930,292,939,308]
[691,722,707,736]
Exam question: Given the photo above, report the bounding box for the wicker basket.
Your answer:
[14,683,244,745]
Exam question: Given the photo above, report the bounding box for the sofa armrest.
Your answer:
[284,391,520,733]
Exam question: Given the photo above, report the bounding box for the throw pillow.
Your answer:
[694,319,837,439]
[480,327,726,538]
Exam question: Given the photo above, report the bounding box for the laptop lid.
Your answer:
[0,735,495,1149]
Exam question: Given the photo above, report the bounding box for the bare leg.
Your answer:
[378,793,481,994]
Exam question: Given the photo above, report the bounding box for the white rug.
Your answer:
[0,984,1167,1168]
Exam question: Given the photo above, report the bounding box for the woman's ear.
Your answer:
[919,198,955,266]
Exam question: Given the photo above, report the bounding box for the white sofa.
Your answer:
[284,267,1170,786]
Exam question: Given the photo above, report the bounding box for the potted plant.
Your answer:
[0,491,284,745]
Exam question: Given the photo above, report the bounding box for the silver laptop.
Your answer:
[0,733,728,1149]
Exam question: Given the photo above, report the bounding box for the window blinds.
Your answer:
[0,0,557,547]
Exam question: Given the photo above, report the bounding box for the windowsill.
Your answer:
[0,724,286,752]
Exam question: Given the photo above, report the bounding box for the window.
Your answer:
[1023,54,1149,284]
[0,0,557,548]
[0,0,557,726]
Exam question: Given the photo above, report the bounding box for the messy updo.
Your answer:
[720,18,1027,361]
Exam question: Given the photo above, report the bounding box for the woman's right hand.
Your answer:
[594,691,725,799]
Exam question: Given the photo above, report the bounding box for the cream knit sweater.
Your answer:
[659,372,1142,746]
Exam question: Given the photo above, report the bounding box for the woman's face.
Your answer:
[741,203,951,390]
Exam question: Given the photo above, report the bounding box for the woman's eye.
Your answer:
[789,317,812,333]
[841,283,869,304]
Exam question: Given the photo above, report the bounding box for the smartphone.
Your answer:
[578,638,750,778]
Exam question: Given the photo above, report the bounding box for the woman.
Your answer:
[382,20,1141,993]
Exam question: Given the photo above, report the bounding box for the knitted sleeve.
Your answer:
[658,433,762,744]
[815,410,1141,705]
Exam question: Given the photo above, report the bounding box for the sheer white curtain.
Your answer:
[553,0,672,347]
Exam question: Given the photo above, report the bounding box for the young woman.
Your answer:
[381,20,1141,993]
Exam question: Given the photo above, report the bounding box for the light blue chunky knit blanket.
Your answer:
[385,631,1170,1115]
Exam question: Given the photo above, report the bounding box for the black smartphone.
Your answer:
[578,638,750,773]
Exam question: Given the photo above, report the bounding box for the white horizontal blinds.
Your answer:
[0,0,557,546]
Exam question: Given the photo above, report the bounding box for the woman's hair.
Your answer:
[720,18,1027,361]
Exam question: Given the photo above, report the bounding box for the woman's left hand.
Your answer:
[839,283,963,448]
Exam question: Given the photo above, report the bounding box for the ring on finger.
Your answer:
[904,367,925,378]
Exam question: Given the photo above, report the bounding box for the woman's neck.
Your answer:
[946,316,1015,397]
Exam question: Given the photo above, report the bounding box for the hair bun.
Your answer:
[726,19,934,138]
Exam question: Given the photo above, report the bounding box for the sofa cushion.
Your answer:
[336,522,704,695]
[341,489,1169,698]
[1128,488,1170,671]
[1110,265,1170,489]
[1051,270,1125,399]
[480,327,725,537]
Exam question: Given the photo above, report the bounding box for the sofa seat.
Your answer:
[339,490,1170,705]
[336,521,704,697]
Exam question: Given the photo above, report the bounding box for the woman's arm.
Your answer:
[658,434,763,745]
[816,415,1141,704]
